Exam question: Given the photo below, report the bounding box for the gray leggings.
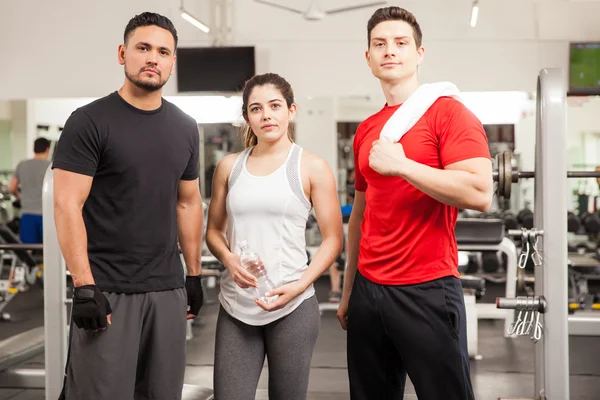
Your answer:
[213,296,320,400]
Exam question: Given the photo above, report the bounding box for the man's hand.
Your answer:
[368,139,409,176]
[255,282,305,312]
[336,293,350,330]
[72,285,112,331]
[185,275,204,319]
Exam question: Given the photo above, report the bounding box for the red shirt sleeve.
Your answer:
[353,125,368,192]
[435,98,491,167]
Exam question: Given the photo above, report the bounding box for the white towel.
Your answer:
[379,82,462,143]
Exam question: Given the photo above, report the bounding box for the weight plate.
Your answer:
[517,267,526,292]
[503,151,512,200]
[497,152,505,198]
[507,151,518,183]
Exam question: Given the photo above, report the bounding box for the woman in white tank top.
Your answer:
[206,73,344,399]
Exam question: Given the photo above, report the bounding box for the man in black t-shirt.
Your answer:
[52,12,204,400]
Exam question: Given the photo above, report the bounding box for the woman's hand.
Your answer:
[224,253,258,289]
[255,281,306,312]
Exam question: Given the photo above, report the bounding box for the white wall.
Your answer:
[8,101,30,168]
[1,0,599,99]
[0,121,12,170]
[0,102,10,120]
[295,97,338,177]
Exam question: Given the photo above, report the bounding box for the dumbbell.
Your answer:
[465,254,479,274]
[517,209,534,229]
[580,212,600,235]
[481,251,500,273]
[501,210,519,230]
[567,211,581,233]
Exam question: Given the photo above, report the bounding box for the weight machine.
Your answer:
[493,68,600,400]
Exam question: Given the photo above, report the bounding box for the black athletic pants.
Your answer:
[347,272,474,400]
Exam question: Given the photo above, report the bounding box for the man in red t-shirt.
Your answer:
[336,6,493,400]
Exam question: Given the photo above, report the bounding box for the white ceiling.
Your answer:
[0,0,597,99]
[234,0,598,43]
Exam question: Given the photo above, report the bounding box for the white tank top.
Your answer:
[218,143,315,326]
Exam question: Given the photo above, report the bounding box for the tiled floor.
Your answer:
[1,279,599,399]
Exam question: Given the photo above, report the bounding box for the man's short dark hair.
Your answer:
[34,138,50,154]
[124,12,178,50]
[367,7,423,48]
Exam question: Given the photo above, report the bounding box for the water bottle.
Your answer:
[239,240,277,303]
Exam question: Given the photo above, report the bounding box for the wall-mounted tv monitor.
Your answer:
[176,46,255,93]
[569,42,600,96]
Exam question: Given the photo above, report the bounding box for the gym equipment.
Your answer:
[567,211,581,233]
[498,296,546,342]
[0,232,42,321]
[6,217,19,235]
[517,208,534,229]
[460,274,486,300]
[501,210,519,230]
[460,274,486,360]
[0,167,215,400]
[0,240,45,389]
[0,326,45,388]
[580,211,600,235]
[493,68,600,400]
[567,253,600,314]
[0,225,42,278]
[494,150,600,201]
[464,253,479,274]
[454,218,518,338]
[481,251,500,273]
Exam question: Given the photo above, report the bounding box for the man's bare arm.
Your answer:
[8,177,19,199]
[401,157,493,212]
[342,191,366,299]
[53,168,95,287]
[177,179,203,276]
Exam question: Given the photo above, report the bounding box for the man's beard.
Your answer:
[125,69,167,92]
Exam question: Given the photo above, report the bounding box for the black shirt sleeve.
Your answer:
[181,124,200,181]
[52,110,103,177]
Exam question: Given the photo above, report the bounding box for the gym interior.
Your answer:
[1,1,600,399]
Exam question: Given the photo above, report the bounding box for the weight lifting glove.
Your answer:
[185,275,203,317]
[72,285,112,331]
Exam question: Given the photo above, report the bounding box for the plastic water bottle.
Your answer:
[239,240,277,303]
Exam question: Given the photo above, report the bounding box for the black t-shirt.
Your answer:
[52,91,199,293]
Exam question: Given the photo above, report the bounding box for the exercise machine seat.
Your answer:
[0,225,38,268]
[455,218,505,246]
[0,327,45,372]
[182,384,214,400]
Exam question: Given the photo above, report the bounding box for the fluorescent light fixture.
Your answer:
[181,8,210,33]
[470,1,479,27]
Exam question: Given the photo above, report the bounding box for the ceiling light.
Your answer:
[470,1,479,28]
[180,0,210,33]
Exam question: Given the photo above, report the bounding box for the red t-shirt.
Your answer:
[354,97,491,285]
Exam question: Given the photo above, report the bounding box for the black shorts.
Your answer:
[61,288,187,400]
[347,272,474,400]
